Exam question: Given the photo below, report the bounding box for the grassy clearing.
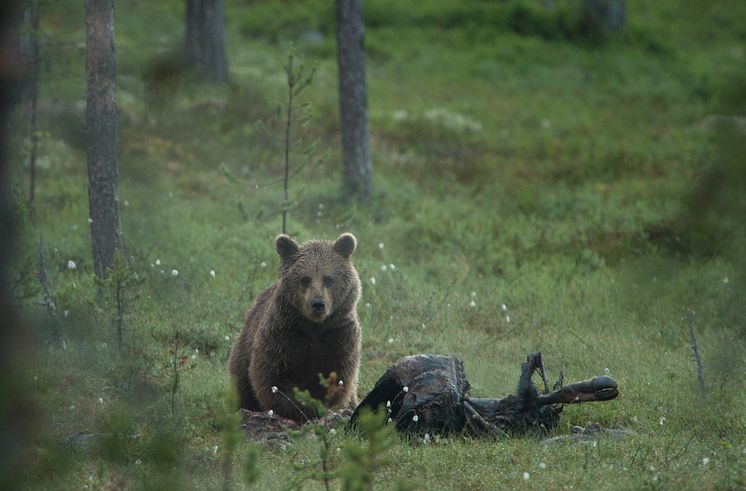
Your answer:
[8,0,746,489]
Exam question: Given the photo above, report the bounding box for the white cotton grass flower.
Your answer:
[659,416,666,426]
[212,445,219,455]
[210,270,216,277]
[702,457,710,465]
[370,277,376,285]
[386,400,391,408]
[470,291,476,297]
[135,459,142,465]
[412,414,419,422]
[155,258,161,266]
[387,418,392,424]
[338,380,344,386]
[271,386,278,394]
[388,338,394,344]
[88,218,93,224]
[171,269,179,277]
[97,397,104,404]
[329,428,336,436]
[378,242,384,250]
[469,300,476,308]
[522,472,530,481]
[267,410,274,417]
[224,335,230,341]
[501,303,507,311]
[380,264,387,272]
[723,277,729,284]
[402,386,409,393]
[505,315,511,323]
[64,310,70,317]
[67,260,77,270]
[124,200,129,207]
[365,302,371,309]
[389,263,396,270]
[260,261,267,268]
[538,462,546,469]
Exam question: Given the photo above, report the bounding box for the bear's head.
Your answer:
[275,233,360,323]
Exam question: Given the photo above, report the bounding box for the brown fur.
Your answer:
[229,233,361,421]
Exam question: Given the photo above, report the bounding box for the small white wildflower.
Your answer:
[191,354,197,360]
[124,200,129,207]
[387,418,392,424]
[501,303,507,311]
[317,211,322,217]
[88,218,93,224]
[67,260,77,270]
[469,300,476,307]
[97,397,104,404]
[318,203,324,209]
[702,457,710,465]
[412,414,419,422]
[386,400,391,408]
[523,472,530,481]
[171,269,179,277]
[380,264,387,272]
[423,433,431,444]
[338,380,344,386]
[659,416,666,426]
[168,192,173,198]
[592,441,597,448]
[260,261,267,268]
[393,110,408,122]
[224,335,230,341]
[470,291,476,297]
[378,242,384,250]
[210,270,216,277]
[631,415,639,424]
[70,405,75,410]
[268,410,274,417]
[388,337,394,344]
[370,277,376,285]
[389,263,396,270]
[155,259,161,266]
[33,376,38,381]
[365,302,371,308]
[64,310,70,317]
[329,428,336,436]
[506,315,511,323]
[402,386,409,393]
[605,367,610,374]
[538,462,546,469]
[212,445,219,455]
[421,323,426,329]
[540,119,551,129]
[271,386,278,394]
[135,459,142,465]
[723,277,729,284]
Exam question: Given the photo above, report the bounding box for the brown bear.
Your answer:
[229,233,361,421]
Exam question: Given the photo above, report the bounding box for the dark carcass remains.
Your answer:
[351,352,618,436]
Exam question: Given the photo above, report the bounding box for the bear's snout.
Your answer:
[311,298,326,314]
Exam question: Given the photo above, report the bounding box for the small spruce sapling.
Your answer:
[285,373,343,491]
[95,249,143,352]
[218,388,261,490]
[340,408,395,491]
[279,44,316,234]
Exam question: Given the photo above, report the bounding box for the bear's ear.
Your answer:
[275,234,299,260]
[333,233,357,259]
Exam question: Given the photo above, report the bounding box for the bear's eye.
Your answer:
[300,276,312,287]
[322,276,334,288]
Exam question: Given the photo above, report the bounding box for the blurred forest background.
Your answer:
[2,0,746,489]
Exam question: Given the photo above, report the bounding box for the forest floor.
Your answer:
[8,0,746,489]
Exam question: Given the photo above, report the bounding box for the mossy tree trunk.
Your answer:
[185,0,228,83]
[85,0,123,279]
[335,0,372,200]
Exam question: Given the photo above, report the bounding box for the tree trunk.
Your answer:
[582,0,625,34]
[185,0,228,83]
[85,0,123,279]
[335,0,372,200]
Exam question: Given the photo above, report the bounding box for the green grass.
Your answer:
[8,0,746,489]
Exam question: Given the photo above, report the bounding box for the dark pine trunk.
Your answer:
[335,0,372,200]
[582,0,625,35]
[85,0,123,279]
[185,0,228,83]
